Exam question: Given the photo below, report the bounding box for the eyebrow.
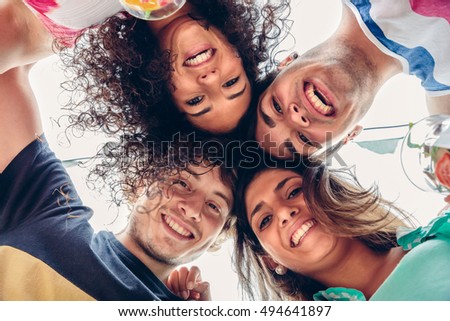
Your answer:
[187,107,212,118]
[274,176,298,192]
[259,102,276,128]
[215,191,232,210]
[227,84,247,100]
[280,139,297,158]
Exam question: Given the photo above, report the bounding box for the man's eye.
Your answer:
[171,179,190,191]
[207,202,221,214]
[273,99,283,114]
[223,77,239,88]
[186,96,204,106]
[259,215,272,230]
[288,187,302,199]
[298,132,313,146]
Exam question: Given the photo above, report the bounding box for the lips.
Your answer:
[184,48,215,67]
[290,218,316,247]
[162,214,194,239]
[304,82,335,116]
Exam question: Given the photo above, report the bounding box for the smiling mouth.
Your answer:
[290,219,316,247]
[163,214,194,239]
[184,48,215,67]
[305,82,334,116]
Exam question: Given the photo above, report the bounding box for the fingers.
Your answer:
[186,265,201,290]
[166,266,210,300]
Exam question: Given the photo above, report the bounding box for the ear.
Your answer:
[343,124,363,144]
[277,51,299,71]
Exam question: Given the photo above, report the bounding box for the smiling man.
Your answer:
[256,0,450,159]
[0,61,235,300]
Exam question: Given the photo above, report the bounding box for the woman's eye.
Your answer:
[288,187,302,199]
[259,215,272,230]
[186,96,204,106]
[273,99,283,114]
[223,77,239,88]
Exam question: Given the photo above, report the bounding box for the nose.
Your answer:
[177,197,202,222]
[198,68,219,84]
[276,206,299,227]
[287,103,310,128]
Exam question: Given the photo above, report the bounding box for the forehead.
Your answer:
[182,164,233,194]
[246,169,299,199]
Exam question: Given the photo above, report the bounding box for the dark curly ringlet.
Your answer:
[232,152,415,300]
[56,0,293,139]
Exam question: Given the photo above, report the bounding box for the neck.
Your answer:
[311,241,405,299]
[337,4,402,85]
[116,232,174,282]
[146,2,195,36]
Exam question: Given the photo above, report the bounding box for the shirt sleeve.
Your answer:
[0,135,88,233]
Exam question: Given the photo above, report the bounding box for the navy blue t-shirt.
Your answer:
[0,136,179,300]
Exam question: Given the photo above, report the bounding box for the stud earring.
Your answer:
[275,265,287,276]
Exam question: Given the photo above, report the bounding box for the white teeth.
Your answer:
[185,49,214,66]
[305,83,334,116]
[291,219,315,247]
[164,215,193,238]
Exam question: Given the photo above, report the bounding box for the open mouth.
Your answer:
[162,214,194,239]
[304,82,335,116]
[184,48,215,67]
[290,219,316,247]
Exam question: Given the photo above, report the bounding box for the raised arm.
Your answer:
[0,66,44,173]
[0,0,53,74]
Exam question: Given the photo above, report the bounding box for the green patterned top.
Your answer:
[314,212,450,301]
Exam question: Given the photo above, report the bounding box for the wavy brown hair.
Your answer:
[233,156,415,300]
[56,0,292,139]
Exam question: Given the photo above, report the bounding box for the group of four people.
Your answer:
[1,0,449,300]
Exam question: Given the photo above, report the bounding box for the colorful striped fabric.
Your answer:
[23,0,123,46]
[345,0,450,96]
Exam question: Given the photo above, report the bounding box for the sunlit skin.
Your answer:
[435,150,450,189]
[255,5,402,157]
[244,169,406,297]
[151,4,252,133]
[118,165,233,280]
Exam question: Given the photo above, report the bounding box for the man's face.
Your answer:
[255,43,378,158]
[128,165,233,266]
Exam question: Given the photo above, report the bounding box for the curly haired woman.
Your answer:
[21,0,291,138]
[233,157,450,300]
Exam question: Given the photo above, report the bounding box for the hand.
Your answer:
[166,266,211,301]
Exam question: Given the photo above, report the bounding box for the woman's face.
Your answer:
[245,169,341,276]
[158,17,251,133]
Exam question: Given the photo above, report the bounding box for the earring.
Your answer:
[275,265,287,276]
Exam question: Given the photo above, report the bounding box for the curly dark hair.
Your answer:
[56,0,292,140]
[232,155,415,300]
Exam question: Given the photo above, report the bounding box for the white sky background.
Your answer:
[29,0,446,300]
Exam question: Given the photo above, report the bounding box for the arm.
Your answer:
[0,65,43,173]
[24,0,123,30]
[426,94,450,116]
[0,0,53,74]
